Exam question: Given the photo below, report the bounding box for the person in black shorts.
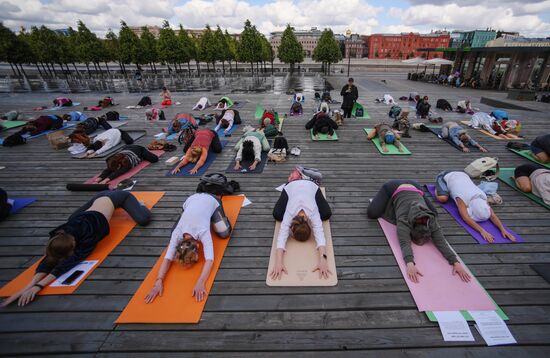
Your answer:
[531,134,550,163]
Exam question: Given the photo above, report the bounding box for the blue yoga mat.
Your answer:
[47,102,81,111]
[225,151,268,174]
[9,198,36,215]
[216,124,239,137]
[21,123,75,139]
[165,141,228,177]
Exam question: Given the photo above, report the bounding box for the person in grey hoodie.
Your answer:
[367,179,471,283]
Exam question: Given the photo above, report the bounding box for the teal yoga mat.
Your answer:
[498,167,550,210]
[363,128,411,155]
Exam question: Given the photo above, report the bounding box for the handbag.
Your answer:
[465,157,499,181]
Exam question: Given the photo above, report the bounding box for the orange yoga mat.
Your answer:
[115,195,244,324]
[0,192,165,296]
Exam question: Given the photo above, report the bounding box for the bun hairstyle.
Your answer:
[45,232,75,267]
[241,140,255,162]
[175,238,199,265]
[290,215,312,242]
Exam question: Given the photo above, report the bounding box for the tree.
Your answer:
[104,29,121,73]
[277,25,303,73]
[141,27,158,73]
[213,26,229,74]
[75,20,103,76]
[119,21,143,71]
[199,25,217,72]
[177,25,193,74]
[237,20,262,74]
[260,35,274,74]
[157,21,181,73]
[312,29,342,75]
[224,30,237,74]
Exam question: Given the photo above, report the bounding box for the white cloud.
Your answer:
[389,3,550,37]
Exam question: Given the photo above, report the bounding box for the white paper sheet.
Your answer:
[470,310,517,346]
[238,194,252,207]
[433,311,475,342]
[275,184,285,192]
[49,260,98,287]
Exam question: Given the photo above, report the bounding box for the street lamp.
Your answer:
[346,29,352,77]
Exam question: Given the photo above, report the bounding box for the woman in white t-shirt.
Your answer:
[270,176,333,280]
[435,171,516,243]
[144,193,232,303]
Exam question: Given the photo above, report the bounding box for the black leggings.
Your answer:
[273,187,332,221]
[343,108,352,118]
[0,188,12,221]
[120,130,135,145]
[367,180,436,219]
[69,190,151,226]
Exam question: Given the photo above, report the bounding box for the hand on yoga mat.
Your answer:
[452,262,471,283]
[501,230,517,242]
[189,167,199,175]
[144,279,163,304]
[406,262,424,283]
[480,229,495,243]
[270,255,288,280]
[192,281,207,302]
[313,259,332,280]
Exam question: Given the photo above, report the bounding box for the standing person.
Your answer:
[340,78,358,119]
[159,87,172,106]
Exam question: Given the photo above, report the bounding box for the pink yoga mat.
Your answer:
[378,218,496,312]
[426,184,524,245]
[85,150,164,189]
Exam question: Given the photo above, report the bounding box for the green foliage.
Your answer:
[103,29,120,63]
[0,23,23,64]
[75,20,103,64]
[312,29,341,64]
[277,25,304,66]
[140,26,158,64]
[237,20,262,65]
[199,25,217,65]
[213,26,229,63]
[224,30,236,63]
[157,20,181,65]
[260,34,274,62]
[177,25,193,63]
[119,21,143,64]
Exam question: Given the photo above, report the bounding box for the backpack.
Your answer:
[355,107,364,117]
[178,127,197,149]
[2,133,26,147]
[159,110,166,121]
[196,173,240,196]
[263,124,279,137]
[491,110,508,121]
[105,111,119,121]
[148,139,176,152]
[273,135,289,152]
[137,96,152,107]
[388,105,402,118]
[464,157,499,181]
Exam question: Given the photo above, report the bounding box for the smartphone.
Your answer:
[62,270,84,285]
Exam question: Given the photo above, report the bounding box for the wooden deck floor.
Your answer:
[0,74,549,356]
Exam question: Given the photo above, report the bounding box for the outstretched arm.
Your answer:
[193,260,213,301]
[145,258,172,304]
[2,272,55,307]
[171,154,191,174]
[489,209,516,242]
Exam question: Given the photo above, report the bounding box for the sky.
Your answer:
[1,0,550,38]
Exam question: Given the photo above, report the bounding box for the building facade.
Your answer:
[344,34,367,58]
[270,27,323,57]
[366,32,450,59]
[451,29,497,48]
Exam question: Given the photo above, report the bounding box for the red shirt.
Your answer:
[191,129,215,149]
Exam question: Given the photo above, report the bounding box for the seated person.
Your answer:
[456,99,473,114]
[193,97,210,110]
[294,92,304,102]
[144,192,232,303]
[408,92,419,101]
[145,108,166,121]
[137,96,152,107]
[530,134,550,163]
[1,190,151,307]
[94,145,159,184]
[18,115,63,136]
[305,108,338,139]
[317,101,331,114]
[321,90,332,102]
[441,122,488,153]
[53,97,72,107]
[165,113,197,136]
[214,109,241,135]
[367,123,403,153]
[436,99,453,111]
[416,96,431,118]
[391,109,410,138]
[83,128,134,158]
[62,111,87,122]
[513,164,550,205]
[233,129,270,171]
[260,109,276,128]
[171,129,222,175]
[271,173,332,280]
[290,101,302,115]
[435,171,516,242]
[159,87,172,106]
[367,180,471,283]
[0,188,14,222]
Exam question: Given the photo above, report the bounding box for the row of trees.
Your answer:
[0,19,342,78]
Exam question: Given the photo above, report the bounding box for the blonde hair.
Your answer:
[187,146,203,162]
[175,238,199,265]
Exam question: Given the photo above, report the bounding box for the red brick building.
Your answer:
[366,32,450,59]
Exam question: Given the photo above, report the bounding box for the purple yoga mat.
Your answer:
[426,184,524,245]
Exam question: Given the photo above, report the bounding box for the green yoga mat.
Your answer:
[311,129,338,141]
[364,128,411,155]
[508,148,550,169]
[1,120,26,131]
[352,102,370,119]
[498,168,550,210]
